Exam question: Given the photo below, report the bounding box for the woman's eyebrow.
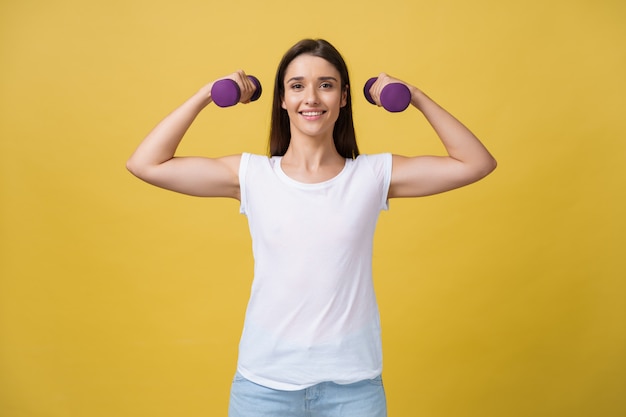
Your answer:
[286,76,339,83]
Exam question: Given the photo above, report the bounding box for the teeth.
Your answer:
[301,111,323,116]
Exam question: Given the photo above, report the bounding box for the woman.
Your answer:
[127,38,496,417]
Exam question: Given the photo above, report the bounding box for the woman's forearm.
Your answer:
[410,87,496,175]
[126,84,213,175]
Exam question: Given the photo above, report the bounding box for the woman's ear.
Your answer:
[341,85,349,108]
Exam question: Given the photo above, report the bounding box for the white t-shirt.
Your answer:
[237,152,392,390]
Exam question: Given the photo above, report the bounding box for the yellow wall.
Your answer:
[1,0,625,416]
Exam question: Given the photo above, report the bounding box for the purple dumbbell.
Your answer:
[211,75,262,107]
[363,77,411,112]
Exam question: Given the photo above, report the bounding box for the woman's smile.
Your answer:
[300,110,326,120]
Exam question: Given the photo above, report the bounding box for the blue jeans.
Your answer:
[228,372,387,417]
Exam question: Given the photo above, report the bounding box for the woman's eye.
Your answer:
[291,83,303,90]
[320,82,333,89]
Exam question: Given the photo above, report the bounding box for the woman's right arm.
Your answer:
[126,71,255,200]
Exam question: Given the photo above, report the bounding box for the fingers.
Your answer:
[369,73,395,107]
[368,73,412,108]
[234,70,254,103]
[230,70,256,104]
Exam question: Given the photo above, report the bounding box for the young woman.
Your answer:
[127,39,496,417]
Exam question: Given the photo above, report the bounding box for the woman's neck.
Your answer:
[282,134,342,167]
[280,135,345,183]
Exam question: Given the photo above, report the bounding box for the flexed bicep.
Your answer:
[389,154,492,198]
[129,154,242,199]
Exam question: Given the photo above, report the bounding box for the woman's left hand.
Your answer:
[366,73,414,107]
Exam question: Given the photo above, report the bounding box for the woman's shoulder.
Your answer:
[241,152,283,172]
[353,153,393,181]
[354,153,392,166]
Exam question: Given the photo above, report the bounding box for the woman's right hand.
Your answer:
[211,70,257,104]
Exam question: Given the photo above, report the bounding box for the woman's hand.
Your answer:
[366,72,416,108]
[214,70,258,104]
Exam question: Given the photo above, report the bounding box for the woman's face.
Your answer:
[281,54,347,142]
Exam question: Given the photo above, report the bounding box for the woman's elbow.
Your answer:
[486,155,497,174]
[126,158,137,175]
[126,157,147,179]
[476,155,497,180]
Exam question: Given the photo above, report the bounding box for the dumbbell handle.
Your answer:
[363,77,411,112]
[211,75,262,108]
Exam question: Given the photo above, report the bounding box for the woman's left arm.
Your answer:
[368,74,497,198]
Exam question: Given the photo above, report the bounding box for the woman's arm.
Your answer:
[126,71,256,199]
[367,73,497,198]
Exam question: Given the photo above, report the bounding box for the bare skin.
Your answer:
[127,57,496,200]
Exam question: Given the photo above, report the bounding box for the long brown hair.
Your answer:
[268,39,359,158]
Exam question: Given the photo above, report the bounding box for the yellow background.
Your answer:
[1,0,625,416]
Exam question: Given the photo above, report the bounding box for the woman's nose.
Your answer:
[305,87,319,104]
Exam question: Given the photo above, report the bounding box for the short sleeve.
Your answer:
[361,153,392,211]
[238,152,252,215]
